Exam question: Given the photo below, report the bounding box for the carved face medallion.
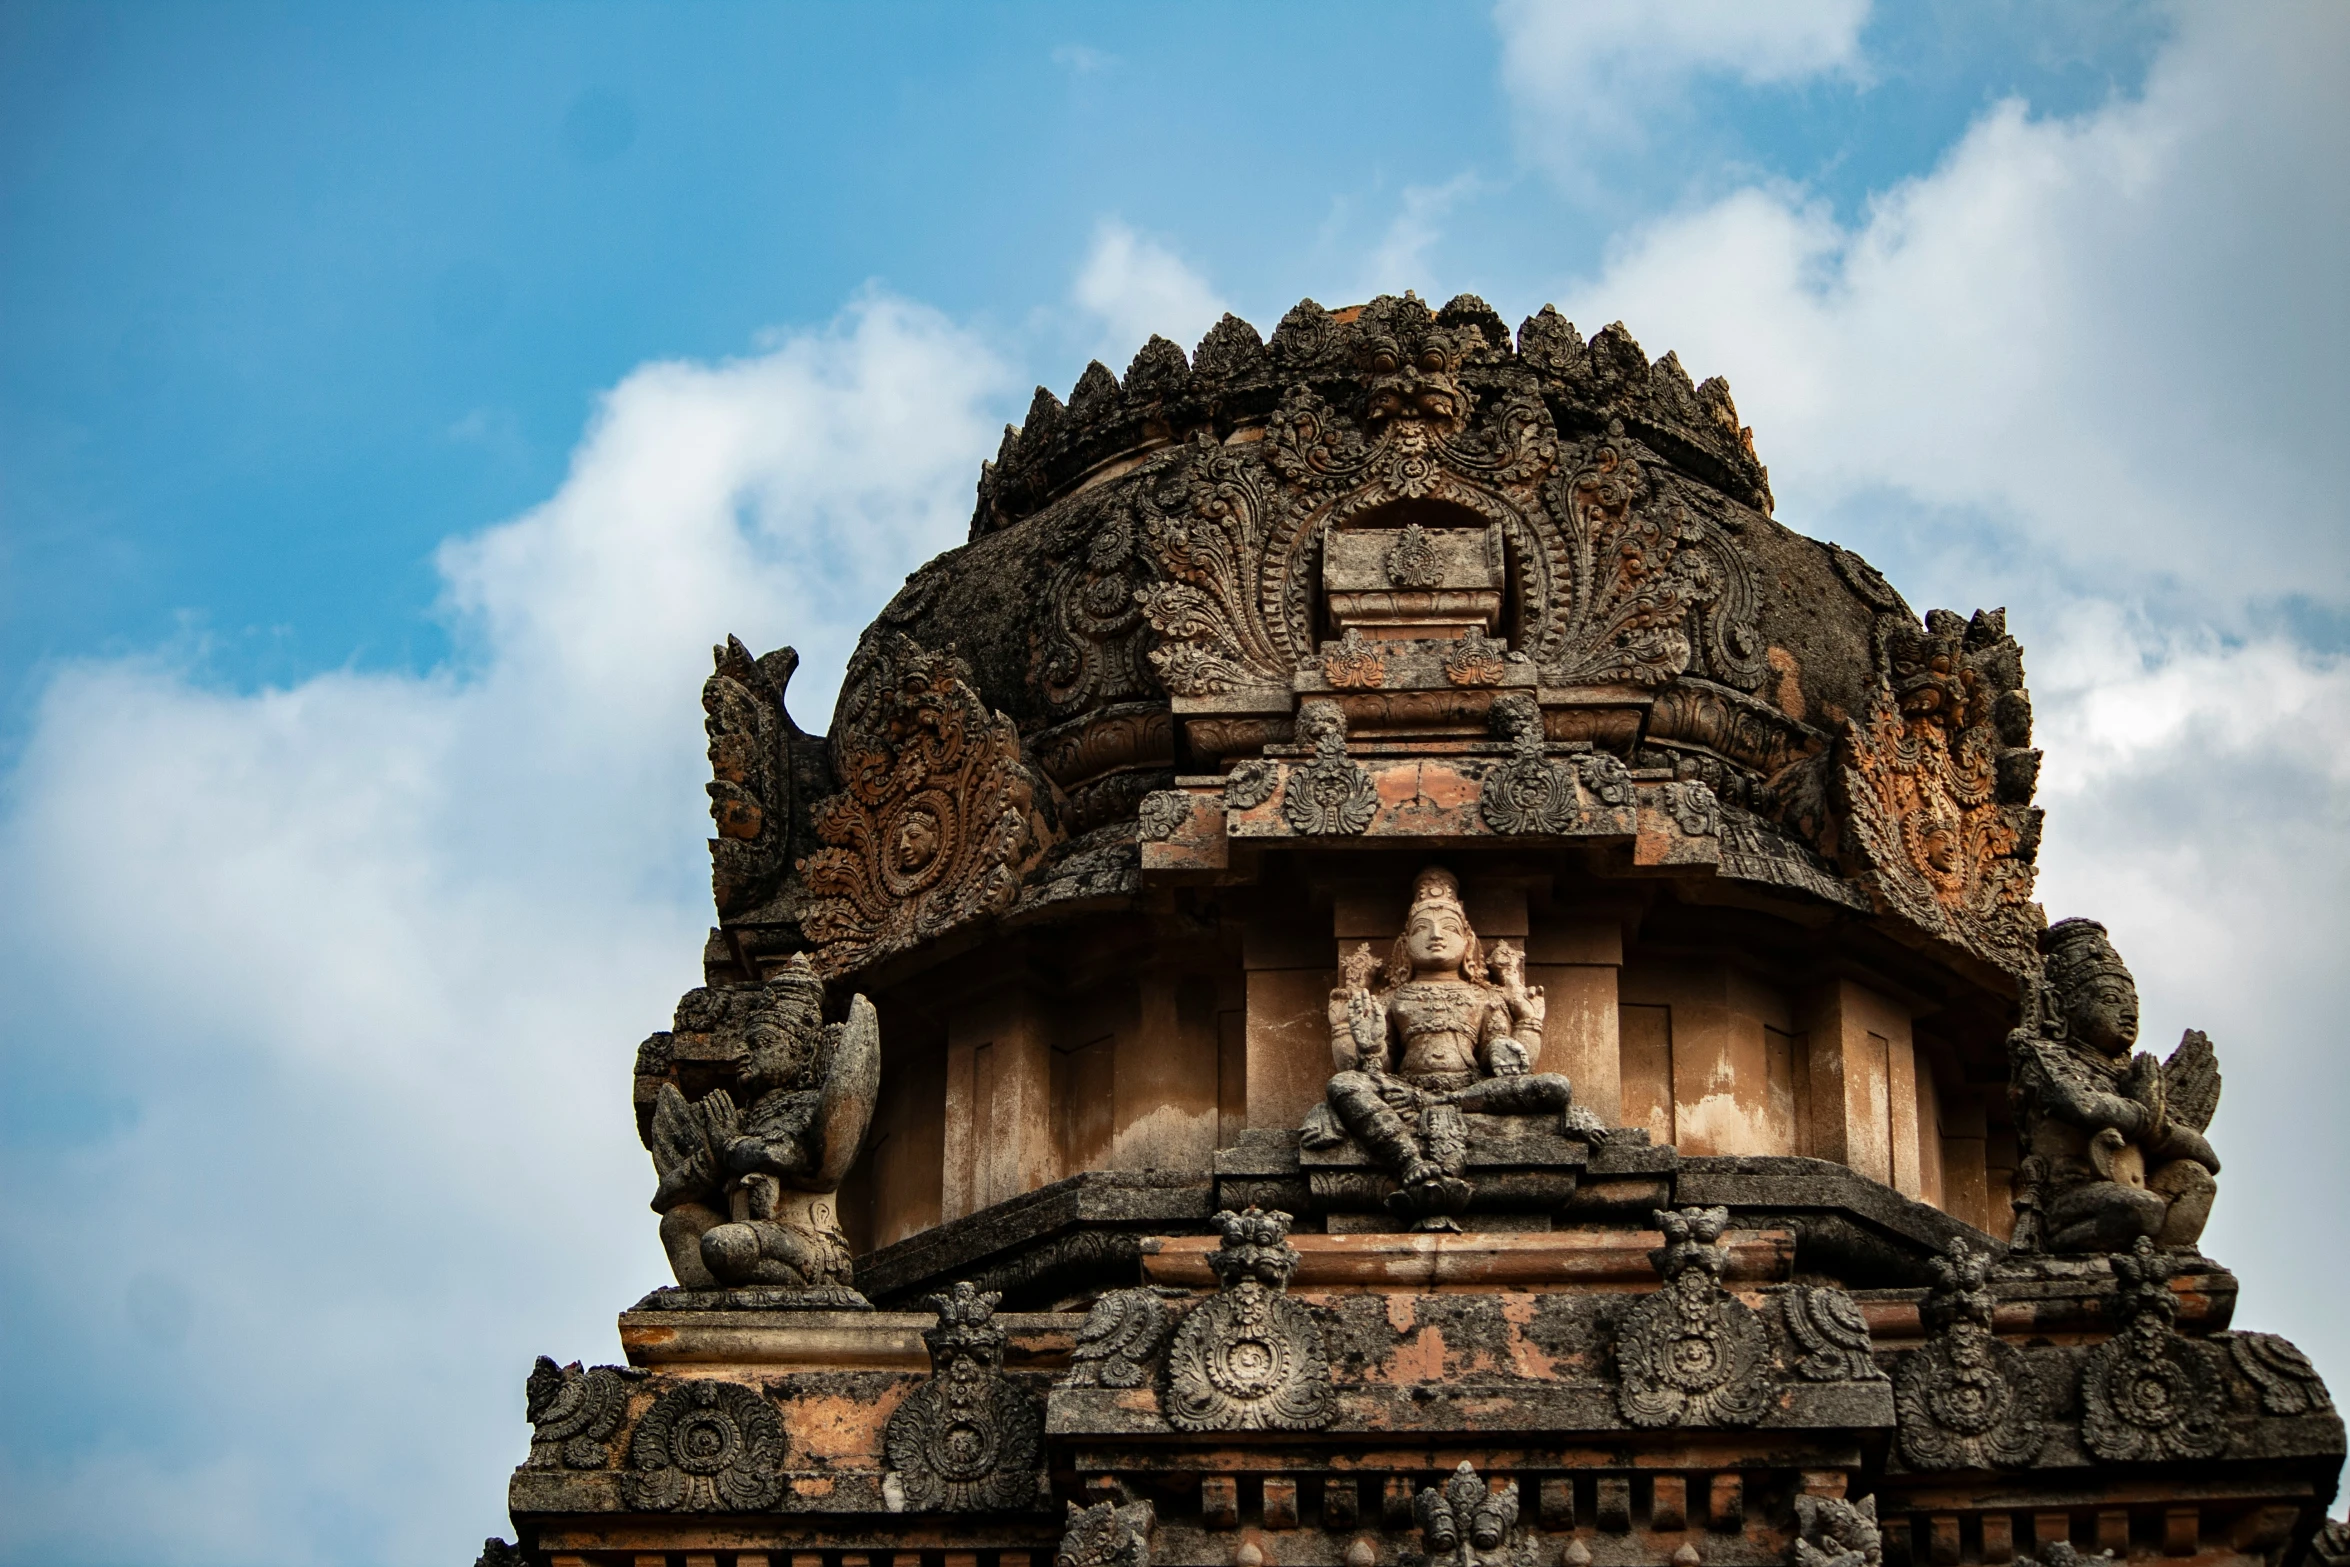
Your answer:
[894,809,941,874]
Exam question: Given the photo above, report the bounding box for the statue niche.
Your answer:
[644,954,880,1292]
[2008,918,2220,1253]
[1305,865,1579,1228]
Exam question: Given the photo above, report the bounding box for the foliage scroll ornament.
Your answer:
[1279,700,1377,836]
[1028,491,1162,721]
[1132,295,1765,699]
[1891,1241,2047,1471]
[2079,1237,2227,1462]
[1835,608,2042,974]
[1066,1289,1177,1389]
[883,1282,1044,1512]
[1478,694,1633,835]
[621,1380,785,1511]
[1778,1285,1885,1384]
[1614,1206,1772,1428]
[1162,1207,1336,1433]
[800,633,1054,976]
[523,1355,639,1469]
[2229,1332,2335,1416]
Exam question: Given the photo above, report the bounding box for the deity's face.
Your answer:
[2063,969,2140,1058]
[1404,904,1470,975]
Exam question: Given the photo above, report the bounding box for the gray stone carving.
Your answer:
[1414,1461,1523,1567]
[622,1380,784,1511]
[1790,1494,1880,1567]
[1055,1497,1155,1567]
[643,955,880,1291]
[2079,1237,2227,1462]
[1065,1289,1177,1389]
[1280,700,1377,835]
[523,1355,639,1470]
[1615,1206,1771,1428]
[1162,1207,1335,1432]
[1778,1285,1885,1383]
[884,1281,1043,1512]
[1892,1240,2046,1470]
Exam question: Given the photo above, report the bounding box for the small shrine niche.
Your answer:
[1321,498,1507,644]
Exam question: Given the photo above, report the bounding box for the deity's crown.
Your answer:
[1409,865,1467,921]
[2040,917,2131,993]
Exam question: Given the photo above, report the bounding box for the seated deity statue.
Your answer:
[1305,865,1580,1227]
[646,954,880,1290]
[2009,917,2221,1254]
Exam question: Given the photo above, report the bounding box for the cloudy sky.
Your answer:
[2,4,2345,1562]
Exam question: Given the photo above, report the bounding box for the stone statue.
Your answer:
[645,953,880,1290]
[2008,918,2220,1253]
[1308,866,1576,1226]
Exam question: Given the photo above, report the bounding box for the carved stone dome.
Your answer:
[702,291,2035,994]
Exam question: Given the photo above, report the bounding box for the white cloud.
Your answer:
[1071,220,1230,372]
[1504,3,2350,1396]
[1496,0,1870,190]
[1354,174,1483,304]
[0,293,1007,1566]
[1542,4,2350,610]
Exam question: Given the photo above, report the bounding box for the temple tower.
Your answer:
[489,296,2343,1567]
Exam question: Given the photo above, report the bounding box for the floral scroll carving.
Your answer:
[622,1380,785,1512]
[1892,1241,2046,1471]
[1615,1206,1771,1428]
[2079,1237,2227,1462]
[524,1355,639,1469]
[884,1281,1044,1512]
[1778,1285,1885,1384]
[1066,1289,1176,1389]
[801,633,1054,976]
[1162,1207,1335,1433]
[1279,701,1377,836]
[1836,608,2042,973]
[1132,295,1764,700]
[1029,493,1161,721]
[1479,694,1633,836]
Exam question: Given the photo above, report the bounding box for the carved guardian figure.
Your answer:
[2008,918,2220,1253]
[643,955,880,1291]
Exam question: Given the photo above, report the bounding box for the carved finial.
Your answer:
[922,1279,1009,1365]
[1413,1460,1519,1567]
[1648,1205,1733,1283]
[1206,1206,1300,1290]
[1919,1236,1998,1335]
[2108,1235,2182,1327]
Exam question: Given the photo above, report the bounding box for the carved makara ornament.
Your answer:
[1066,1289,1177,1389]
[1790,1495,1882,1567]
[524,1355,639,1469]
[1134,295,1763,700]
[1279,700,1377,836]
[622,1380,785,1511]
[884,1282,1044,1512]
[643,957,880,1291]
[1162,1207,1336,1432]
[1892,1241,2046,1471]
[801,632,1054,976]
[1615,1206,1771,1428]
[2079,1238,2227,1462]
[1414,1462,1523,1567]
[1836,608,2042,973]
[1056,1498,1155,1567]
[703,636,813,918]
[1778,1285,1885,1384]
[1029,492,1161,720]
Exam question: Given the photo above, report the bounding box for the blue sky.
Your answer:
[3,5,2346,1565]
